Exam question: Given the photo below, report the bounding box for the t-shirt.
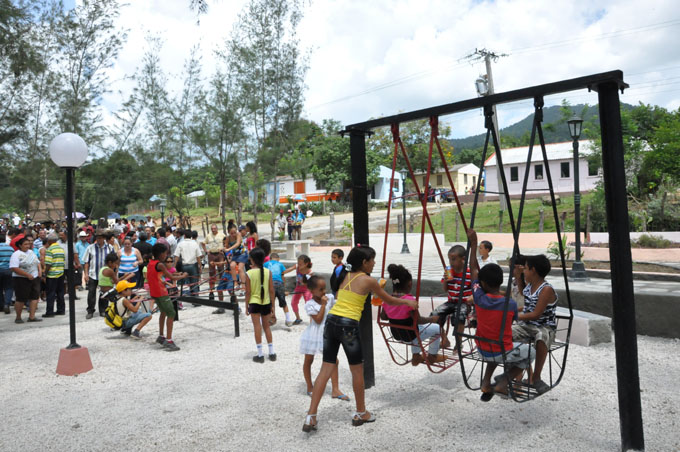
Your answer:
[204,232,225,253]
[133,241,153,267]
[75,240,90,265]
[9,233,24,251]
[9,249,39,278]
[174,239,202,265]
[472,280,517,355]
[264,260,286,284]
[0,243,14,270]
[44,243,65,278]
[479,255,497,268]
[442,267,472,302]
[246,268,270,305]
[382,293,414,319]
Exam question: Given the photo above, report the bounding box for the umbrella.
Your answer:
[107,212,121,219]
[1,213,9,219]
[126,214,147,222]
[65,212,87,220]
[294,194,306,201]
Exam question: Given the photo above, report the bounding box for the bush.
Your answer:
[633,234,672,248]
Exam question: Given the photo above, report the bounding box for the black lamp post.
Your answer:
[567,115,588,280]
[160,199,166,227]
[400,168,410,254]
[50,133,93,376]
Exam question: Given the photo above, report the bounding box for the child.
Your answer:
[510,254,527,310]
[431,245,472,349]
[466,229,535,401]
[149,244,187,351]
[512,254,557,395]
[245,247,276,363]
[264,252,293,327]
[479,240,497,268]
[381,264,448,365]
[329,248,345,298]
[116,280,153,339]
[98,252,134,294]
[283,254,313,325]
[299,275,349,401]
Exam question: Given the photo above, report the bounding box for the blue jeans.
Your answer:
[182,264,199,296]
[411,323,441,355]
[123,311,151,329]
[0,268,13,307]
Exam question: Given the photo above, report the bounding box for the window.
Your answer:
[588,160,600,176]
[534,164,543,180]
[472,176,476,186]
[464,174,468,184]
[510,166,519,182]
[294,180,305,194]
[392,180,399,191]
[437,174,443,185]
[561,162,570,178]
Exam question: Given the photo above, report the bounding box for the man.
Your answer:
[202,224,225,302]
[58,229,80,297]
[0,233,14,314]
[82,230,113,318]
[130,218,137,232]
[276,210,287,239]
[133,232,153,289]
[145,216,154,228]
[165,227,177,255]
[144,226,157,246]
[286,210,294,240]
[74,231,90,290]
[166,212,175,228]
[174,229,203,296]
[293,206,305,240]
[43,233,65,317]
[156,227,169,250]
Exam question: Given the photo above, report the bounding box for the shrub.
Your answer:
[633,234,672,248]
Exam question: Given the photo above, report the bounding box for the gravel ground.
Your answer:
[0,301,678,452]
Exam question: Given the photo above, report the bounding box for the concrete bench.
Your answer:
[556,307,611,346]
[285,240,312,258]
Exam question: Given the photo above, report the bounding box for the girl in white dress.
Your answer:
[299,275,349,401]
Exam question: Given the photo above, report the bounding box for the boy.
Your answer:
[115,280,152,338]
[430,245,472,349]
[149,243,187,351]
[466,229,535,401]
[328,248,344,298]
[512,254,557,395]
[479,240,497,268]
[264,252,293,327]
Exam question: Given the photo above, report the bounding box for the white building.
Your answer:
[483,140,601,196]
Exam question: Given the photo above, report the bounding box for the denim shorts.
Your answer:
[323,314,363,365]
[430,301,468,325]
[273,281,286,308]
[123,311,151,329]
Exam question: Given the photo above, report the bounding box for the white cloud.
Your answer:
[100,0,680,139]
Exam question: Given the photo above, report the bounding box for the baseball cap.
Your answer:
[238,225,246,231]
[78,231,88,237]
[116,280,136,293]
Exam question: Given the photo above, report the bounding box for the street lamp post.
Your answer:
[567,115,588,281]
[400,169,410,254]
[160,199,166,227]
[50,133,93,376]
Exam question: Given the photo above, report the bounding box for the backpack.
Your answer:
[103,289,127,330]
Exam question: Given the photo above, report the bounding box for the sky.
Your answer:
[87,0,680,139]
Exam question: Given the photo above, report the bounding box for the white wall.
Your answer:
[485,158,600,195]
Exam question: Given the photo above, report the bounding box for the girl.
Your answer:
[300,275,349,401]
[380,264,448,366]
[245,221,258,252]
[245,247,276,363]
[303,246,418,432]
[224,225,248,294]
[118,237,143,284]
[9,236,42,323]
[283,254,313,325]
[98,252,134,294]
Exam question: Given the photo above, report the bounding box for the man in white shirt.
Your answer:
[174,230,202,296]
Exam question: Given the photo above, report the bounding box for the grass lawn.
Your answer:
[416,193,596,241]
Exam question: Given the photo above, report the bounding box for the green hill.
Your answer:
[449,103,634,151]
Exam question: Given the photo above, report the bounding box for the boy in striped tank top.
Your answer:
[512,254,557,395]
[430,245,472,350]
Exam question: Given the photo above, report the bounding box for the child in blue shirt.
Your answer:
[328,248,345,298]
[264,252,293,327]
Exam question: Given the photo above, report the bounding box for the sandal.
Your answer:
[302,414,317,432]
[352,411,376,426]
[332,394,351,401]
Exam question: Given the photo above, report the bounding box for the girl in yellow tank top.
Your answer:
[303,245,418,433]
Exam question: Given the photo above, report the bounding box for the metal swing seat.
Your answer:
[454,98,574,402]
[374,119,477,373]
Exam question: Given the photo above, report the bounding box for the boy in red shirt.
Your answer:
[148,244,186,351]
[466,229,535,401]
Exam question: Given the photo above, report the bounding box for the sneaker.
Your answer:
[86,313,93,319]
[121,328,132,336]
[156,335,166,345]
[285,320,293,327]
[99,312,105,317]
[131,330,142,339]
[42,313,55,318]
[252,355,265,363]
[293,319,303,325]
[212,308,225,314]
[3,306,10,314]
[164,340,180,351]
[55,312,65,316]
[268,353,277,362]
[209,292,215,300]
[15,318,24,324]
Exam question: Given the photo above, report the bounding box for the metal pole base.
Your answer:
[401,242,410,254]
[56,346,93,376]
[569,260,589,281]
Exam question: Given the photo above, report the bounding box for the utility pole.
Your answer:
[464,48,507,231]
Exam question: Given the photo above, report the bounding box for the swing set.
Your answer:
[342,70,644,451]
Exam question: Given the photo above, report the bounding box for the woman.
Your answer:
[245,221,258,252]
[118,237,142,284]
[225,225,247,293]
[303,246,418,432]
[9,236,42,323]
[106,232,120,253]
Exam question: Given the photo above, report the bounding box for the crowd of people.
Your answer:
[1,212,558,431]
